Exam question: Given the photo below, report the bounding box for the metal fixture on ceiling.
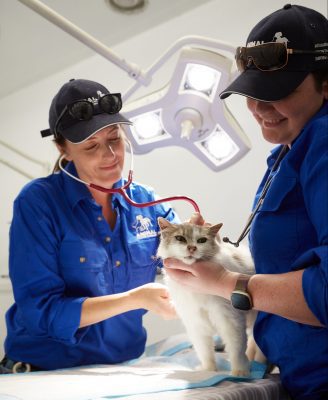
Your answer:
[107,0,147,13]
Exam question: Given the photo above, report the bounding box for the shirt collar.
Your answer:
[290,100,328,148]
[112,178,130,211]
[62,164,131,210]
[267,100,328,167]
[267,145,283,169]
[303,100,328,129]
[61,162,92,209]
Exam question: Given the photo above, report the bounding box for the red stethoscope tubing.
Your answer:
[89,181,200,213]
[59,155,200,213]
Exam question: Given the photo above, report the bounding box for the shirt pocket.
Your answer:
[259,175,297,212]
[127,236,160,288]
[59,240,109,295]
[251,176,300,271]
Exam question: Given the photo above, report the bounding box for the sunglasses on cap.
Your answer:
[235,42,328,72]
[54,93,122,137]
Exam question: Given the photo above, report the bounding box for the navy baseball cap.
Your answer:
[41,79,132,143]
[220,4,328,102]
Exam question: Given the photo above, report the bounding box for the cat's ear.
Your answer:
[208,223,223,236]
[157,217,174,231]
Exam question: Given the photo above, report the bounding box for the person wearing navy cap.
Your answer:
[165,5,328,399]
[0,78,179,373]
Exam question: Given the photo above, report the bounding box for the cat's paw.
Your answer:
[231,368,250,377]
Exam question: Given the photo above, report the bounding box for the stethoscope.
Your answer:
[58,138,200,213]
[222,144,289,247]
[59,139,289,246]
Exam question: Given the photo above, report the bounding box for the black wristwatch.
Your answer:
[230,274,253,311]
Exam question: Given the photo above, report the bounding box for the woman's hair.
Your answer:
[312,68,328,93]
[52,134,68,173]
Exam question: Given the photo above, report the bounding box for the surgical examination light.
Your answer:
[123,46,250,170]
[18,0,251,172]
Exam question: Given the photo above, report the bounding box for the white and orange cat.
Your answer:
[157,218,263,376]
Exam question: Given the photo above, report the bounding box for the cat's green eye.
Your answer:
[175,235,187,242]
[197,237,207,243]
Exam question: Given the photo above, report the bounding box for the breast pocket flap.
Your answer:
[60,241,107,270]
[260,176,297,212]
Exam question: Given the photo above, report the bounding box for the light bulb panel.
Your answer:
[130,109,166,141]
[180,63,221,100]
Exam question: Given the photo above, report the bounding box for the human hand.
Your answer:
[188,212,211,227]
[188,212,205,225]
[132,282,177,320]
[164,258,236,298]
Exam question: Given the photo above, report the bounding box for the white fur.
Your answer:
[157,222,263,375]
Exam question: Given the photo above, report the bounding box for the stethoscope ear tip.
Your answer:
[222,237,240,247]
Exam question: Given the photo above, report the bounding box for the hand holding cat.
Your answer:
[164,258,238,299]
[188,212,213,227]
[188,212,205,225]
[131,282,178,320]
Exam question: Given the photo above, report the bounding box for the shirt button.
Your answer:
[115,260,121,267]
[97,216,103,221]
[80,257,86,263]
[151,255,157,260]
[105,236,111,243]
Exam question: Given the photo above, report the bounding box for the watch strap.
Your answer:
[232,274,253,310]
[234,274,251,292]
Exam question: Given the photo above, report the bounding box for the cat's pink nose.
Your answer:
[187,245,197,253]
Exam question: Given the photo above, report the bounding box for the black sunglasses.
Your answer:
[54,93,122,137]
[235,42,328,72]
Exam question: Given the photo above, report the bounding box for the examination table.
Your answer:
[0,334,289,400]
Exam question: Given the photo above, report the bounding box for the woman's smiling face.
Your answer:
[61,124,126,188]
[247,74,328,145]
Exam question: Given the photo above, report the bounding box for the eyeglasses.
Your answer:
[54,93,122,137]
[223,145,289,247]
[235,42,328,72]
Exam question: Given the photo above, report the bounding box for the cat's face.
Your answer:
[157,218,222,265]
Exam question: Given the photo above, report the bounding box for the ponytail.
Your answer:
[52,134,68,173]
[53,156,69,173]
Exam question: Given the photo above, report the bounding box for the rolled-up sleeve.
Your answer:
[9,187,88,344]
[299,119,328,326]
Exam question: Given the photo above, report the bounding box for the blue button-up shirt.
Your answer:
[249,101,328,400]
[5,163,179,370]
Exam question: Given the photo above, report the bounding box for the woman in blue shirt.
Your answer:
[0,78,179,372]
[164,5,328,400]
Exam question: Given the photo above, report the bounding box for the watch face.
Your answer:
[231,292,252,311]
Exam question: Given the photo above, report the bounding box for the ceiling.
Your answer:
[0,0,211,99]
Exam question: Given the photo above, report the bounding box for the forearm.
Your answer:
[79,283,176,328]
[80,290,140,328]
[165,260,323,326]
[225,269,323,327]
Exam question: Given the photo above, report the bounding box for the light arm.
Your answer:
[17,0,238,101]
[17,0,149,85]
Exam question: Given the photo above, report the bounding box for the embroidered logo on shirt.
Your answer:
[132,215,157,239]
